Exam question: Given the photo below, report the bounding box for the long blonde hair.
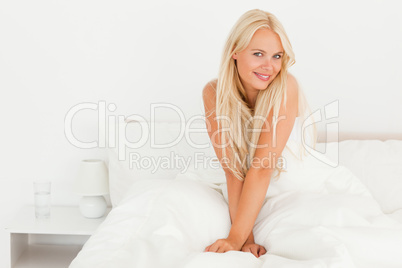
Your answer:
[213,9,317,182]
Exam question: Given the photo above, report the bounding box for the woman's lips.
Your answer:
[254,72,270,81]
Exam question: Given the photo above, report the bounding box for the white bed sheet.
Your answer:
[70,144,402,268]
[324,140,402,224]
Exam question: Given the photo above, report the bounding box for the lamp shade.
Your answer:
[75,159,109,196]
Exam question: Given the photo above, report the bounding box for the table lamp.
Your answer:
[75,159,109,218]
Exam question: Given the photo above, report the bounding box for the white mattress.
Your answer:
[70,140,402,268]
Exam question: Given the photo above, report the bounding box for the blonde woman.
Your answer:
[203,9,313,257]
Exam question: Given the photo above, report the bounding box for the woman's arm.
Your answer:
[227,167,273,245]
[226,152,268,257]
[228,74,299,247]
[201,79,263,253]
[225,172,255,243]
[202,79,253,239]
[203,74,300,252]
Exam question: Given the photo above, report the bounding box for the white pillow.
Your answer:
[108,119,221,206]
[108,121,183,206]
[323,140,402,215]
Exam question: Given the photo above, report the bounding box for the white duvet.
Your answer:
[70,146,402,268]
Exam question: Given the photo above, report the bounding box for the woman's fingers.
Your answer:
[257,245,267,257]
[242,247,251,253]
[205,238,243,253]
[258,246,267,257]
[250,246,258,257]
[217,247,226,253]
[241,244,267,258]
[207,240,267,257]
[208,242,220,253]
[257,247,262,257]
[205,239,230,253]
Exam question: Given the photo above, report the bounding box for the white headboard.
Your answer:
[318,132,402,142]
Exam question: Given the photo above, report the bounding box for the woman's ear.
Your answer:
[232,53,238,60]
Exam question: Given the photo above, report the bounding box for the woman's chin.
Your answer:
[255,80,271,89]
[255,84,269,91]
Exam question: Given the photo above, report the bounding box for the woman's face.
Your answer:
[232,28,284,94]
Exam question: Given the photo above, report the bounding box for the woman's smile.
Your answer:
[254,72,270,81]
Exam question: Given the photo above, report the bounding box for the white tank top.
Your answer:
[288,117,302,142]
[284,116,304,159]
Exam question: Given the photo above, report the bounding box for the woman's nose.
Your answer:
[261,59,273,71]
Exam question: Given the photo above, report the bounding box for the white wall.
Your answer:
[1,0,401,266]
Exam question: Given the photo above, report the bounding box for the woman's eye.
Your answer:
[254,52,263,57]
[274,54,282,59]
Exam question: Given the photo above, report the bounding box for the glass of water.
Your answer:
[33,180,51,219]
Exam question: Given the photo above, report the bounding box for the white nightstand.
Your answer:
[5,206,110,268]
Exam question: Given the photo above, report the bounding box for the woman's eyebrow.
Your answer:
[251,49,284,54]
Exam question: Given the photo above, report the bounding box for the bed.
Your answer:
[69,120,402,268]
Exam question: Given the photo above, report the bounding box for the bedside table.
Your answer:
[5,205,110,268]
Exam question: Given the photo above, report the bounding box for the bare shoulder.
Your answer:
[287,73,299,97]
[202,78,218,98]
[285,72,299,112]
[202,79,218,109]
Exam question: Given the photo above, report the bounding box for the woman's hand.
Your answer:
[204,237,243,253]
[241,242,267,258]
